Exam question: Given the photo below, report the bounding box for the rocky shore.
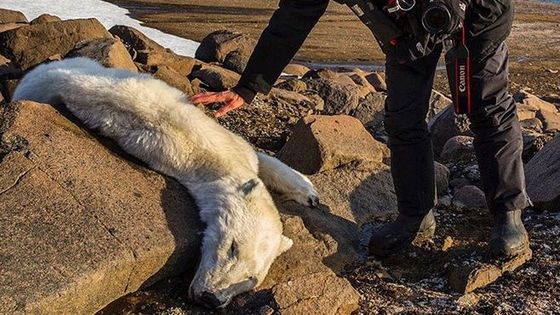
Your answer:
[0,6,559,315]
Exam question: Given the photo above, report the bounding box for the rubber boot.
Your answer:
[369,210,436,257]
[489,210,529,258]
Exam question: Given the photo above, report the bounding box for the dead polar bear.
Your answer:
[12,57,319,308]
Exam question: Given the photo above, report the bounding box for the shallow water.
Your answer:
[0,0,200,57]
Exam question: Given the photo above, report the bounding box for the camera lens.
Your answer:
[422,6,451,34]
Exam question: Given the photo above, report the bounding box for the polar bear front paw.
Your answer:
[282,174,320,208]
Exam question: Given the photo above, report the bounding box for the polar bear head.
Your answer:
[189,177,292,308]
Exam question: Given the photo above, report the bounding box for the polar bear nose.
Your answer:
[196,291,223,309]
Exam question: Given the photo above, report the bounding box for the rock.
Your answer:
[109,25,197,76]
[351,91,386,127]
[525,134,560,211]
[109,24,166,57]
[449,177,472,191]
[515,90,560,133]
[348,71,377,98]
[0,54,18,77]
[365,72,387,91]
[522,131,554,163]
[0,78,19,101]
[283,64,310,77]
[0,101,202,314]
[304,78,361,115]
[440,135,475,163]
[448,248,532,294]
[442,236,454,251]
[520,118,544,133]
[189,64,240,91]
[428,90,453,121]
[194,30,255,74]
[30,14,62,24]
[0,90,4,104]
[435,161,450,196]
[428,105,473,157]
[267,88,320,113]
[66,38,138,72]
[274,79,308,93]
[537,109,560,133]
[0,23,26,34]
[0,18,111,71]
[452,185,487,209]
[303,69,356,86]
[0,8,28,24]
[271,271,359,315]
[277,115,386,175]
[153,65,194,96]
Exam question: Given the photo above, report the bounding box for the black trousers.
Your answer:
[384,42,532,217]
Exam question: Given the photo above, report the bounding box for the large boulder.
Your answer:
[66,38,138,72]
[351,91,386,127]
[277,115,387,175]
[194,30,256,74]
[0,8,28,24]
[0,18,111,71]
[0,101,203,314]
[525,134,560,211]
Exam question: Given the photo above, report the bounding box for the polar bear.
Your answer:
[12,57,319,308]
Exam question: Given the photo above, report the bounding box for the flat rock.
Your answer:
[0,101,202,314]
[525,134,560,211]
[277,115,386,174]
[0,8,28,24]
[66,38,138,72]
[0,18,111,71]
[448,249,532,294]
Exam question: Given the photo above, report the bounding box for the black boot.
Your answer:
[489,210,530,257]
[369,210,436,257]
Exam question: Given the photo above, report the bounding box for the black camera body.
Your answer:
[420,0,466,35]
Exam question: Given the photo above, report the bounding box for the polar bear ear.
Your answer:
[278,235,293,255]
[240,178,260,196]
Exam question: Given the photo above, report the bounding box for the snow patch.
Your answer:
[0,0,200,57]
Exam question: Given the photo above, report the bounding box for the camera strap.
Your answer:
[446,25,471,115]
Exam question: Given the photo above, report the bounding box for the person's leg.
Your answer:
[369,46,441,257]
[467,42,531,256]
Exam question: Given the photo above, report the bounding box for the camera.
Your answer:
[420,0,466,35]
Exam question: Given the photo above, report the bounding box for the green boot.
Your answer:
[369,210,436,257]
[489,210,530,257]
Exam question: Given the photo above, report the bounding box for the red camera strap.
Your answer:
[453,25,472,114]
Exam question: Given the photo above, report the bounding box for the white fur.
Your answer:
[12,57,319,308]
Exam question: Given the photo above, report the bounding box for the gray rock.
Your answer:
[452,185,487,209]
[304,78,361,115]
[525,134,560,211]
[194,30,255,74]
[429,105,473,157]
[440,135,475,163]
[435,161,450,196]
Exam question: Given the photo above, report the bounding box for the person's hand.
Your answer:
[190,90,244,118]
